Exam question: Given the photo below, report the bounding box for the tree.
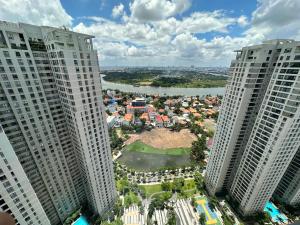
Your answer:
[166,208,176,225]
[199,213,206,225]
[109,129,123,150]
[254,212,272,225]
[191,197,196,208]
[194,172,204,191]
[139,205,144,215]
[190,136,207,162]
[172,178,184,193]
[161,181,172,191]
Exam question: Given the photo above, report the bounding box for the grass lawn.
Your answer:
[139,179,195,197]
[139,184,162,197]
[126,140,190,156]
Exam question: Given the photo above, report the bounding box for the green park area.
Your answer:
[127,140,190,156]
[139,179,196,198]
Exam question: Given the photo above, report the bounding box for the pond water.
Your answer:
[101,75,225,97]
[117,151,191,171]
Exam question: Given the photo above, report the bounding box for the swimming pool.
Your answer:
[264,201,288,223]
[73,216,89,225]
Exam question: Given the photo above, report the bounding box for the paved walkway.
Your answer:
[121,205,145,225]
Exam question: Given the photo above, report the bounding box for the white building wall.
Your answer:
[206,39,300,216]
[0,125,50,225]
[230,40,300,215]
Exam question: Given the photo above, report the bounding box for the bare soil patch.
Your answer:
[125,128,197,149]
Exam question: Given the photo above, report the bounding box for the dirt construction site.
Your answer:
[125,128,197,149]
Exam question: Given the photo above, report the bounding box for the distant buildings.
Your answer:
[127,98,147,114]
[0,21,116,224]
[205,40,300,215]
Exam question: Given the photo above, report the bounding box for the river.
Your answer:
[101,75,225,96]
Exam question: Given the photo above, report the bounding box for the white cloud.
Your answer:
[2,0,300,67]
[248,0,300,39]
[175,11,238,34]
[112,3,125,18]
[130,0,191,21]
[237,15,248,27]
[0,0,72,27]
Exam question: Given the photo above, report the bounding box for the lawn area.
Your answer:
[139,184,162,197]
[139,179,195,197]
[127,140,190,156]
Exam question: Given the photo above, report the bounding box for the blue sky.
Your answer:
[1,0,300,67]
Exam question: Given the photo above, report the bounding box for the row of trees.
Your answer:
[190,135,207,163]
[161,178,185,193]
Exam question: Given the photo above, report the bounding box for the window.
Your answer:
[3,51,9,57]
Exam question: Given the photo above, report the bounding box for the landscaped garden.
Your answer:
[139,178,196,198]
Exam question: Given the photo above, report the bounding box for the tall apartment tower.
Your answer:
[205,39,300,215]
[274,147,300,207]
[0,21,116,224]
[0,125,51,225]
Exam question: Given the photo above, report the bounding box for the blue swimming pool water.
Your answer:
[73,216,89,225]
[264,201,288,223]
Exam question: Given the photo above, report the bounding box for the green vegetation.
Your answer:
[103,70,227,88]
[166,208,176,225]
[101,218,123,225]
[151,76,227,88]
[124,192,141,208]
[139,184,162,197]
[63,209,80,225]
[148,192,173,219]
[127,140,191,156]
[139,179,195,197]
[194,172,204,192]
[190,135,207,163]
[199,213,206,225]
[109,128,123,150]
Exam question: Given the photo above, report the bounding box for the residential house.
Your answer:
[162,115,172,127]
[155,115,163,128]
[123,113,134,126]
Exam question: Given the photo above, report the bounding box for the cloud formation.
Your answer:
[130,0,191,21]
[0,0,72,27]
[112,3,125,18]
[1,0,300,66]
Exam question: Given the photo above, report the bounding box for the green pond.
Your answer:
[117,151,192,171]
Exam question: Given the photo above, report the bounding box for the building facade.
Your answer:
[0,125,51,225]
[0,21,116,224]
[274,147,300,206]
[205,39,300,215]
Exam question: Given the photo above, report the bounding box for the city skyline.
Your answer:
[0,0,300,67]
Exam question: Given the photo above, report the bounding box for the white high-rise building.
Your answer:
[274,148,300,207]
[0,125,51,225]
[0,21,116,224]
[205,39,300,215]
